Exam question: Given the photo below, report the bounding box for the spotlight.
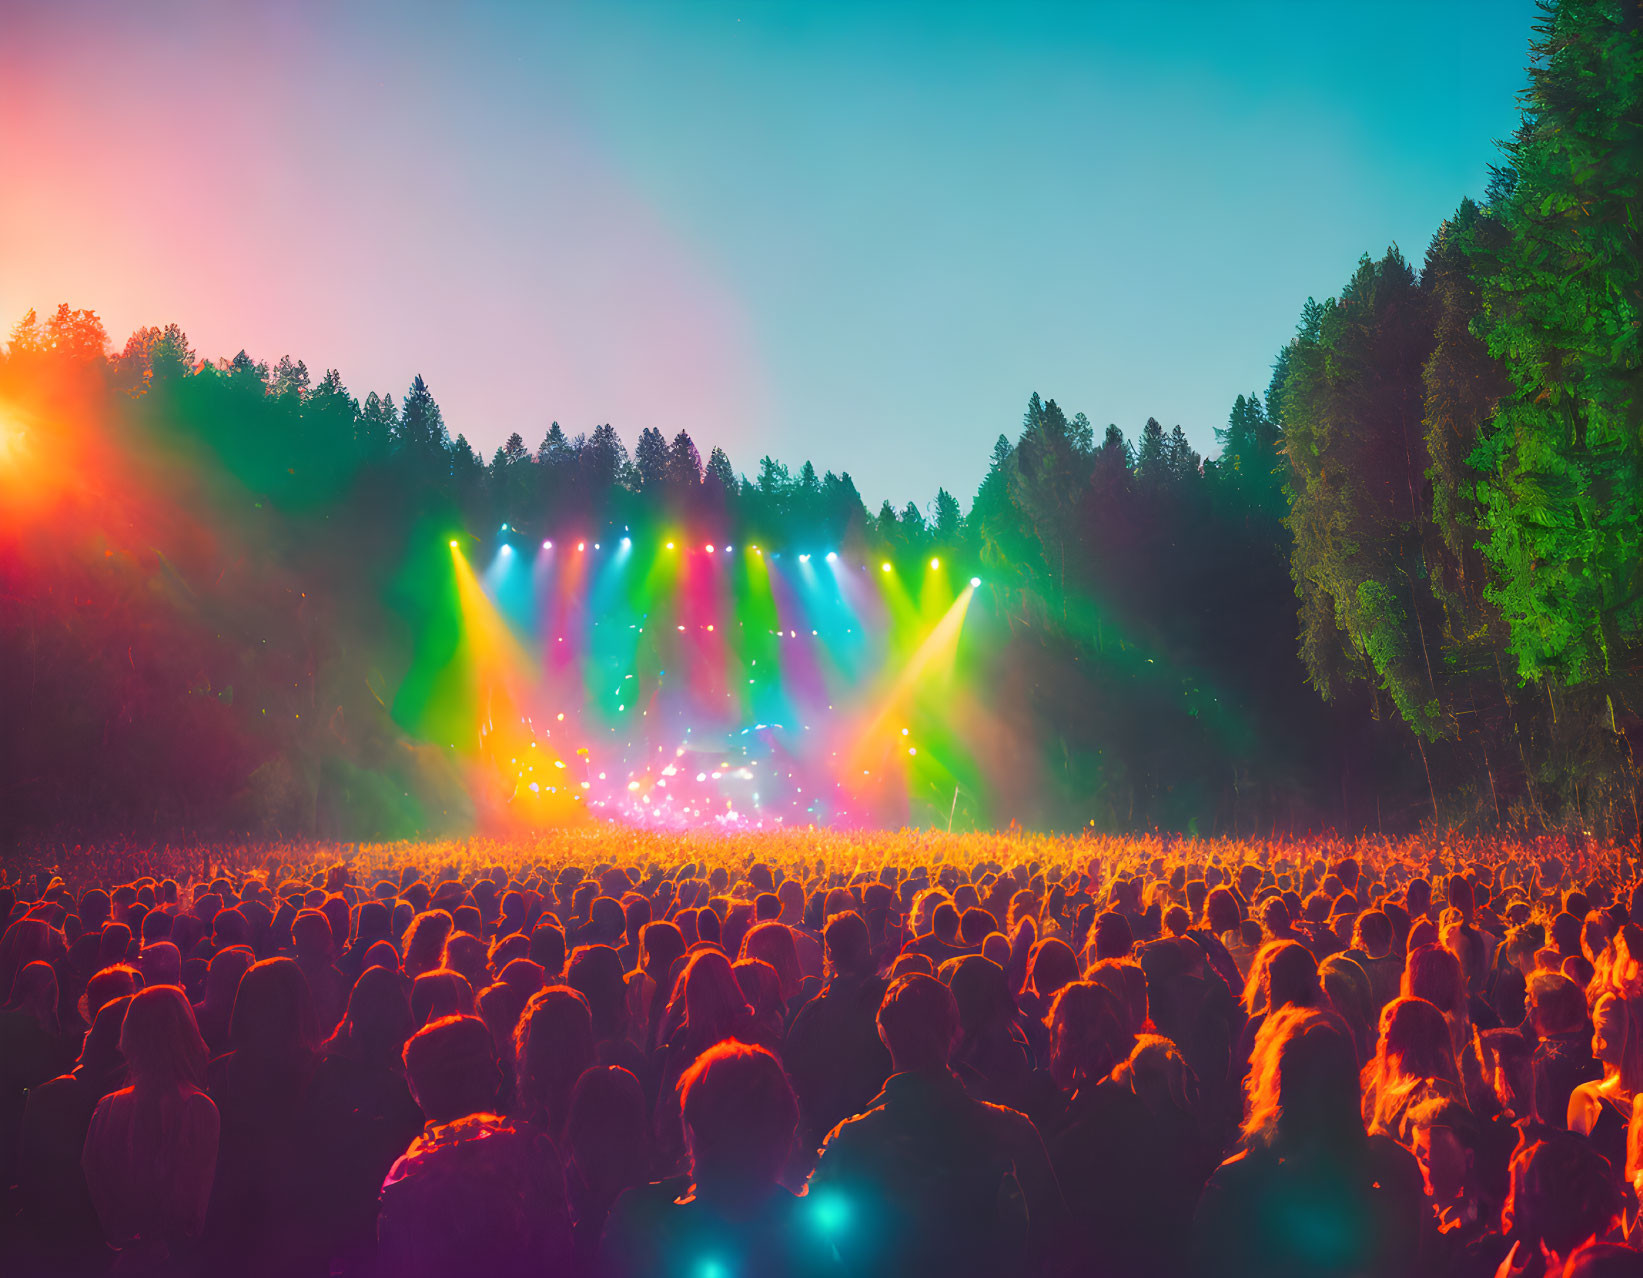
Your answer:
[666,541,676,550]
[881,562,892,573]
[621,537,631,547]
[724,545,732,553]
[930,557,941,570]
[970,576,981,588]
[500,544,513,554]
[825,552,837,563]
[799,553,810,563]
[500,523,509,532]
[577,541,585,552]
[449,539,459,549]
[543,540,553,549]
[751,545,760,554]
[594,542,601,549]
[706,545,715,554]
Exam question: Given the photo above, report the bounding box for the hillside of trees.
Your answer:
[1,0,1638,845]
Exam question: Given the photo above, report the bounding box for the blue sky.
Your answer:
[2,0,1536,508]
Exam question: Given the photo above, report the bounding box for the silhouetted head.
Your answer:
[410,968,475,1027]
[231,957,320,1060]
[1027,937,1078,1002]
[121,984,208,1092]
[515,984,596,1134]
[679,1041,797,1201]
[566,1065,648,1203]
[327,964,414,1070]
[404,1013,500,1124]
[877,972,958,1074]
[1047,980,1130,1092]
[1244,1006,1363,1155]
[566,944,628,1040]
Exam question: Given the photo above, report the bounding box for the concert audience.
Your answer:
[4,838,1643,1276]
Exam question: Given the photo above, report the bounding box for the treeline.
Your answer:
[0,301,1394,840]
[1,0,1637,843]
[1276,0,1643,836]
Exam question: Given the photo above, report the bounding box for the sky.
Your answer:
[1,0,1535,509]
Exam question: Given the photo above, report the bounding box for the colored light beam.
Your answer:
[847,582,977,774]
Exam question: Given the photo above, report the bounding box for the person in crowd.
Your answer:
[305,964,424,1274]
[1566,966,1643,1174]
[1235,938,1319,1081]
[513,983,597,1141]
[1527,969,1602,1132]
[1406,1096,1498,1274]
[13,993,132,1275]
[784,909,893,1152]
[1192,1006,1424,1277]
[625,919,686,1054]
[23,839,1643,1278]
[564,1064,650,1269]
[292,907,348,1037]
[1500,1132,1625,1276]
[809,972,1066,1278]
[81,985,219,1275]
[604,1041,832,1278]
[1360,995,1465,1146]
[378,1013,572,1278]
[203,955,324,1277]
[193,945,254,1057]
[1049,983,1214,1276]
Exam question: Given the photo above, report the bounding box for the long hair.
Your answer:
[121,984,208,1093]
[230,957,320,1062]
[1361,996,1463,1142]
[401,909,455,980]
[6,960,60,1035]
[325,965,414,1071]
[679,1041,797,1195]
[739,923,802,1003]
[674,950,752,1050]
[1243,1006,1366,1157]
[1590,990,1643,1099]
[1242,940,1320,1019]
[566,1065,649,1214]
[514,984,596,1135]
[1046,980,1131,1092]
[1403,942,1472,1060]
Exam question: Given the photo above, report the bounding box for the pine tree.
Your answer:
[1009,394,1093,607]
[116,324,196,388]
[1422,200,1510,610]
[537,422,574,469]
[1213,394,1285,521]
[1472,0,1643,688]
[1283,250,1445,747]
[1135,417,1167,486]
[224,350,269,389]
[8,308,42,355]
[581,423,628,492]
[876,500,899,543]
[667,430,703,490]
[356,392,397,460]
[398,375,448,455]
[269,355,310,400]
[704,446,736,495]
[633,426,669,492]
[1166,426,1199,482]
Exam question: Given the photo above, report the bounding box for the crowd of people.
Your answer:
[2,834,1643,1277]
